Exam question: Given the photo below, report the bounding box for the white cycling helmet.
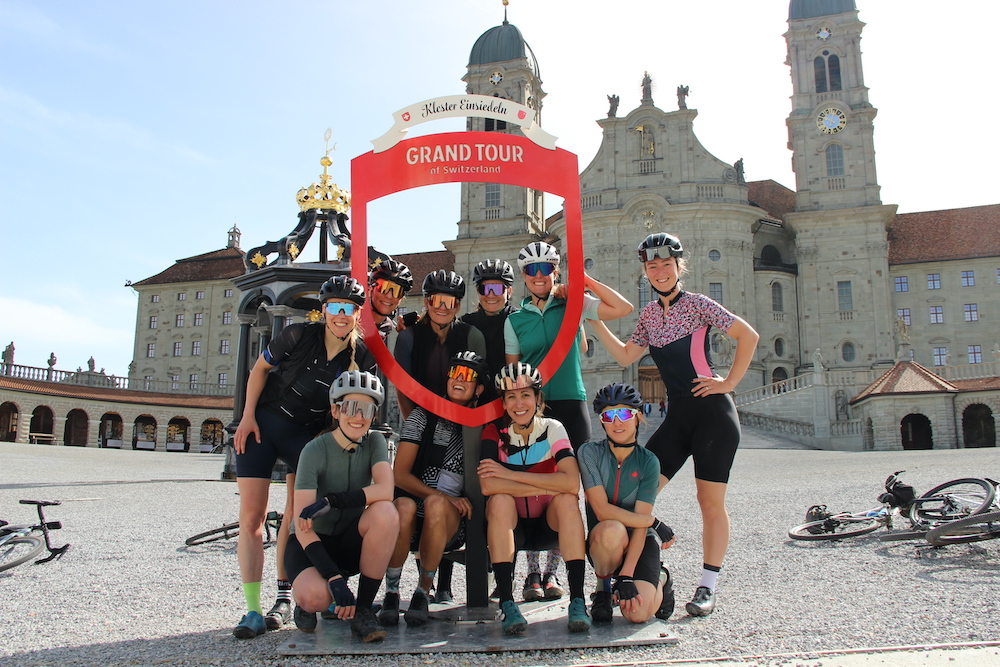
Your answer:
[517,242,560,271]
[330,370,384,407]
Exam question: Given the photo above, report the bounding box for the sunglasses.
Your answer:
[338,399,377,421]
[448,365,478,382]
[428,294,458,310]
[373,278,403,299]
[477,283,506,297]
[497,376,537,391]
[599,407,640,423]
[523,262,556,277]
[325,302,358,316]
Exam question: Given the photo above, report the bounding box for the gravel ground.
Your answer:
[1,441,998,667]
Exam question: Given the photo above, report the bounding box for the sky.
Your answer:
[1,0,997,377]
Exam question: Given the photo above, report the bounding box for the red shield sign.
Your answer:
[350,131,583,426]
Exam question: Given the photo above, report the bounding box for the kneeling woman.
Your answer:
[478,363,590,635]
[286,371,398,643]
[578,383,676,624]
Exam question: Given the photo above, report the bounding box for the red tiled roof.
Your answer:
[0,376,234,410]
[888,204,1000,265]
[950,377,1000,392]
[747,180,796,219]
[851,361,957,404]
[392,249,456,286]
[133,247,246,286]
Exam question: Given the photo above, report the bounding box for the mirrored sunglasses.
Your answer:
[338,399,377,420]
[477,283,506,297]
[599,407,640,423]
[448,365,478,382]
[428,294,458,310]
[497,375,536,391]
[523,262,556,277]
[325,302,358,316]
[374,278,403,298]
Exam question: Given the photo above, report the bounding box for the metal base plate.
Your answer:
[278,599,679,656]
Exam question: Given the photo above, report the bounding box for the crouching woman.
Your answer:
[285,370,398,642]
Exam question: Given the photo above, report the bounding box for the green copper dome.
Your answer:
[789,0,856,20]
[469,21,539,76]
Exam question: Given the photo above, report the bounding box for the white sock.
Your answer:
[698,568,720,591]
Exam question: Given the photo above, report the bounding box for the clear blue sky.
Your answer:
[1,0,995,376]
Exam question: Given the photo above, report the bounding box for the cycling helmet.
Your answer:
[330,370,384,407]
[593,383,643,413]
[637,233,684,262]
[319,275,366,306]
[495,362,543,392]
[449,350,490,385]
[517,242,560,270]
[422,269,466,299]
[369,259,414,293]
[472,259,515,286]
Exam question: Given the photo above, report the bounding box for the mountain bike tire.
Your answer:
[788,516,879,541]
[185,522,240,546]
[908,478,995,526]
[926,510,1000,546]
[0,535,45,572]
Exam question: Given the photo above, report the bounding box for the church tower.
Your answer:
[444,10,546,287]
[784,0,897,369]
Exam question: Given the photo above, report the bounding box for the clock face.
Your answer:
[817,107,847,134]
[489,71,503,85]
[816,26,831,40]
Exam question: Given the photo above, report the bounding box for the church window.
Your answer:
[895,276,908,292]
[828,55,842,90]
[969,345,983,364]
[484,118,507,131]
[774,338,785,357]
[961,270,975,286]
[814,57,827,93]
[964,304,979,322]
[825,144,844,176]
[194,313,203,326]
[930,306,944,324]
[709,249,721,262]
[709,282,723,304]
[837,281,853,311]
[173,342,183,356]
[933,347,947,366]
[814,52,842,92]
[842,342,856,362]
[175,314,184,327]
[584,258,594,270]
[771,283,784,312]
[191,341,201,356]
[927,274,941,289]
[897,308,911,326]
[222,311,232,325]
[220,339,230,354]
[146,344,155,358]
[149,316,157,329]
[485,183,501,209]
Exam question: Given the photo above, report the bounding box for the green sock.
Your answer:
[243,582,263,615]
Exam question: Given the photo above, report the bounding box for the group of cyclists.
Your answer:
[230,231,760,642]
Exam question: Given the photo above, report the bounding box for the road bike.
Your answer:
[0,500,70,572]
[926,509,1000,546]
[184,510,283,546]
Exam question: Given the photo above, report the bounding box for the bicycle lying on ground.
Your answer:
[0,500,70,572]
[184,510,283,546]
[926,508,1000,546]
[788,471,998,543]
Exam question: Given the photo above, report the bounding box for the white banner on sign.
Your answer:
[371,94,558,153]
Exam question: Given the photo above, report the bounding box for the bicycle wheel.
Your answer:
[185,522,240,546]
[0,535,45,572]
[877,529,930,542]
[926,510,1000,546]
[788,515,880,541]
[908,478,996,526]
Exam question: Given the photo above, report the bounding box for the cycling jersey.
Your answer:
[577,439,660,531]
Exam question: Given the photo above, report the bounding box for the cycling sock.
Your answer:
[357,575,382,610]
[276,579,292,604]
[545,548,562,574]
[699,564,721,591]
[384,566,403,594]
[243,582,263,615]
[417,567,437,594]
[526,551,541,575]
[437,559,454,590]
[493,562,515,602]
[565,559,586,600]
[599,576,612,593]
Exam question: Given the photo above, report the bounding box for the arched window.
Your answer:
[842,341,856,362]
[761,245,782,264]
[814,56,827,93]
[774,338,785,357]
[828,54,842,91]
[771,367,788,383]
[825,144,845,176]
[814,52,843,92]
[771,283,784,312]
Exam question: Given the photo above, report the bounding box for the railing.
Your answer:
[484,207,502,220]
[838,310,854,321]
[753,258,798,274]
[937,361,1000,381]
[739,411,815,437]
[772,312,786,322]
[826,369,877,388]
[816,91,846,104]
[826,177,846,190]
[581,193,602,210]
[1,363,235,397]
[830,419,862,436]
[697,184,725,199]
[636,159,659,174]
[734,373,814,407]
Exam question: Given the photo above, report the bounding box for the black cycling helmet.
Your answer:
[369,258,414,293]
[495,362,543,392]
[472,259,515,286]
[319,275,366,306]
[637,233,684,262]
[422,269,466,299]
[593,383,643,413]
[449,350,489,385]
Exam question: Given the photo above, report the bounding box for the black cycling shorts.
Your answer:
[283,516,364,585]
[514,516,560,553]
[545,399,591,452]
[586,532,662,586]
[235,408,318,479]
[645,393,740,484]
